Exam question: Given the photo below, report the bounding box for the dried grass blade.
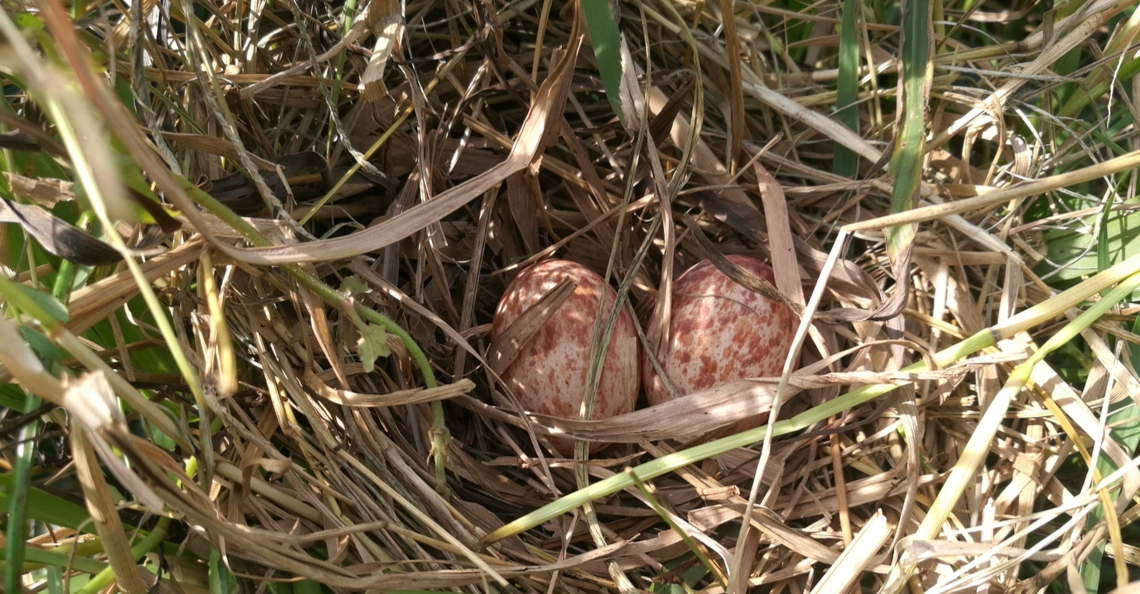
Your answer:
[238,17,372,99]
[29,0,220,482]
[198,250,237,397]
[211,461,323,523]
[647,87,881,303]
[745,507,840,564]
[929,0,1136,149]
[303,370,474,406]
[71,425,148,594]
[64,238,204,334]
[160,133,277,169]
[1036,362,1136,477]
[299,284,347,389]
[807,511,890,594]
[682,214,799,313]
[535,378,785,441]
[753,164,804,306]
[357,0,403,101]
[881,270,1140,593]
[740,78,880,162]
[486,277,576,376]
[486,252,1140,544]
[880,28,931,536]
[4,172,73,207]
[63,372,167,513]
[843,150,1140,232]
[1076,334,1140,590]
[335,450,509,586]
[53,329,193,452]
[221,36,583,265]
[626,467,728,587]
[0,316,59,406]
[618,35,646,127]
[716,0,744,166]
[0,199,121,266]
[506,172,541,253]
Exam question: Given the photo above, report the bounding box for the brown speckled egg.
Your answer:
[491,260,639,453]
[644,255,797,424]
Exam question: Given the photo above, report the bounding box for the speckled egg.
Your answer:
[644,255,797,424]
[491,260,639,453]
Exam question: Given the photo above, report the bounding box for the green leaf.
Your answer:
[20,326,61,363]
[0,276,70,328]
[1058,52,1140,120]
[209,547,234,594]
[16,546,108,574]
[4,412,39,594]
[82,299,179,374]
[293,579,323,594]
[1078,315,1140,590]
[15,283,70,323]
[339,276,370,297]
[356,323,391,373]
[834,0,860,178]
[12,13,44,31]
[886,0,931,255]
[0,384,36,413]
[113,77,137,117]
[650,554,710,593]
[582,0,623,119]
[1039,198,1140,295]
[0,473,93,531]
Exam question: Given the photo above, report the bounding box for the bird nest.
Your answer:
[3,0,1140,592]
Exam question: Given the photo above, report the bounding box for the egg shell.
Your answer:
[491,260,639,453]
[644,255,797,427]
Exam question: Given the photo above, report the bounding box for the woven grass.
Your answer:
[3,0,1140,592]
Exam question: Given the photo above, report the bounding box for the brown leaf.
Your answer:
[0,198,121,265]
[485,277,576,376]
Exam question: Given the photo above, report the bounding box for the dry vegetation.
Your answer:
[2,0,1140,592]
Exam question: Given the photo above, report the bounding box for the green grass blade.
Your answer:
[4,415,40,594]
[210,546,233,594]
[327,0,358,150]
[1079,248,1140,589]
[886,0,931,255]
[582,0,623,119]
[12,546,108,574]
[834,0,859,178]
[75,517,170,594]
[626,468,726,587]
[886,269,1140,591]
[0,472,94,530]
[1059,55,1140,120]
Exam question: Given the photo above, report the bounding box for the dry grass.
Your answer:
[2,0,1140,592]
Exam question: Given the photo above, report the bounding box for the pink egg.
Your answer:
[491,260,639,453]
[644,255,797,428]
